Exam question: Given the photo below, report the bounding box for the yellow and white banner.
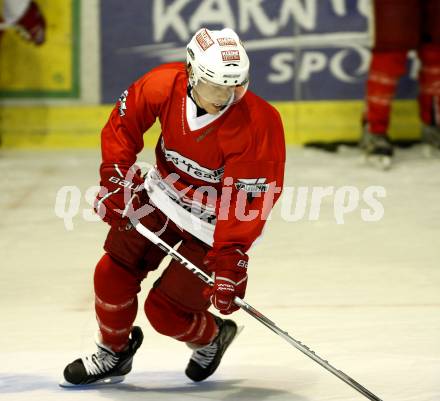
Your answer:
[0,0,79,97]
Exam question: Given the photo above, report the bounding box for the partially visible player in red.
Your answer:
[61,27,285,386]
[0,0,45,45]
[360,0,440,162]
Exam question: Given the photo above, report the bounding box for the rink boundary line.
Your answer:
[0,100,420,149]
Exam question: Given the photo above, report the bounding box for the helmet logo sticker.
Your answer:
[196,29,214,51]
[221,50,240,62]
[217,37,237,47]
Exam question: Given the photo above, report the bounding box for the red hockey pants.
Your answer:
[93,206,218,352]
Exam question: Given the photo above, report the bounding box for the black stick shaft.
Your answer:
[132,219,384,401]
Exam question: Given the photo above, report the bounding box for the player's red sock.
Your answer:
[418,45,440,126]
[145,288,218,345]
[94,254,141,352]
[364,51,407,134]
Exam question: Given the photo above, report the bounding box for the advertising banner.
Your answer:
[100,0,417,104]
[0,0,80,98]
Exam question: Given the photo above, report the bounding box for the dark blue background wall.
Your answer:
[100,0,417,103]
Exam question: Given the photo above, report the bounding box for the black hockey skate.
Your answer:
[359,126,394,170]
[185,316,238,382]
[60,326,143,387]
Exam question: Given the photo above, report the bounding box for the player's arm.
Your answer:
[96,73,166,227]
[205,109,286,314]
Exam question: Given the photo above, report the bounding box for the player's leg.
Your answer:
[144,237,239,382]
[97,211,179,346]
[2,0,45,45]
[361,0,420,160]
[93,254,142,352]
[62,253,145,386]
[363,52,407,136]
[62,211,180,386]
[418,0,440,149]
[144,238,217,345]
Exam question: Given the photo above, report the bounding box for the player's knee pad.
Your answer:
[144,289,189,337]
[370,51,408,78]
[144,288,217,344]
[93,254,140,351]
[94,253,141,303]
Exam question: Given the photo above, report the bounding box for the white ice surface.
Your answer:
[0,146,439,401]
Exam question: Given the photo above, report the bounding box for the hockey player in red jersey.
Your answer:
[61,27,285,386]
[360,0,440,165]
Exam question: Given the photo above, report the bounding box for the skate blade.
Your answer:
[364,154,392,170]
[59,375,126,388]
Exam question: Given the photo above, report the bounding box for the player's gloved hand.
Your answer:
[16,1,46,45]
[94,163,145,228]
[203,248,248,315]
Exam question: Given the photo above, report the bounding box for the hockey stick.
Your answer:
[131,217,384,401]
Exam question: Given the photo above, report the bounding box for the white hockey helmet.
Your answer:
[186,27,250,106]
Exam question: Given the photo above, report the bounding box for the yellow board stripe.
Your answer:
[0,100,420,149]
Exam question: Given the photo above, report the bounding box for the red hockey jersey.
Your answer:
[101,62,285,253]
